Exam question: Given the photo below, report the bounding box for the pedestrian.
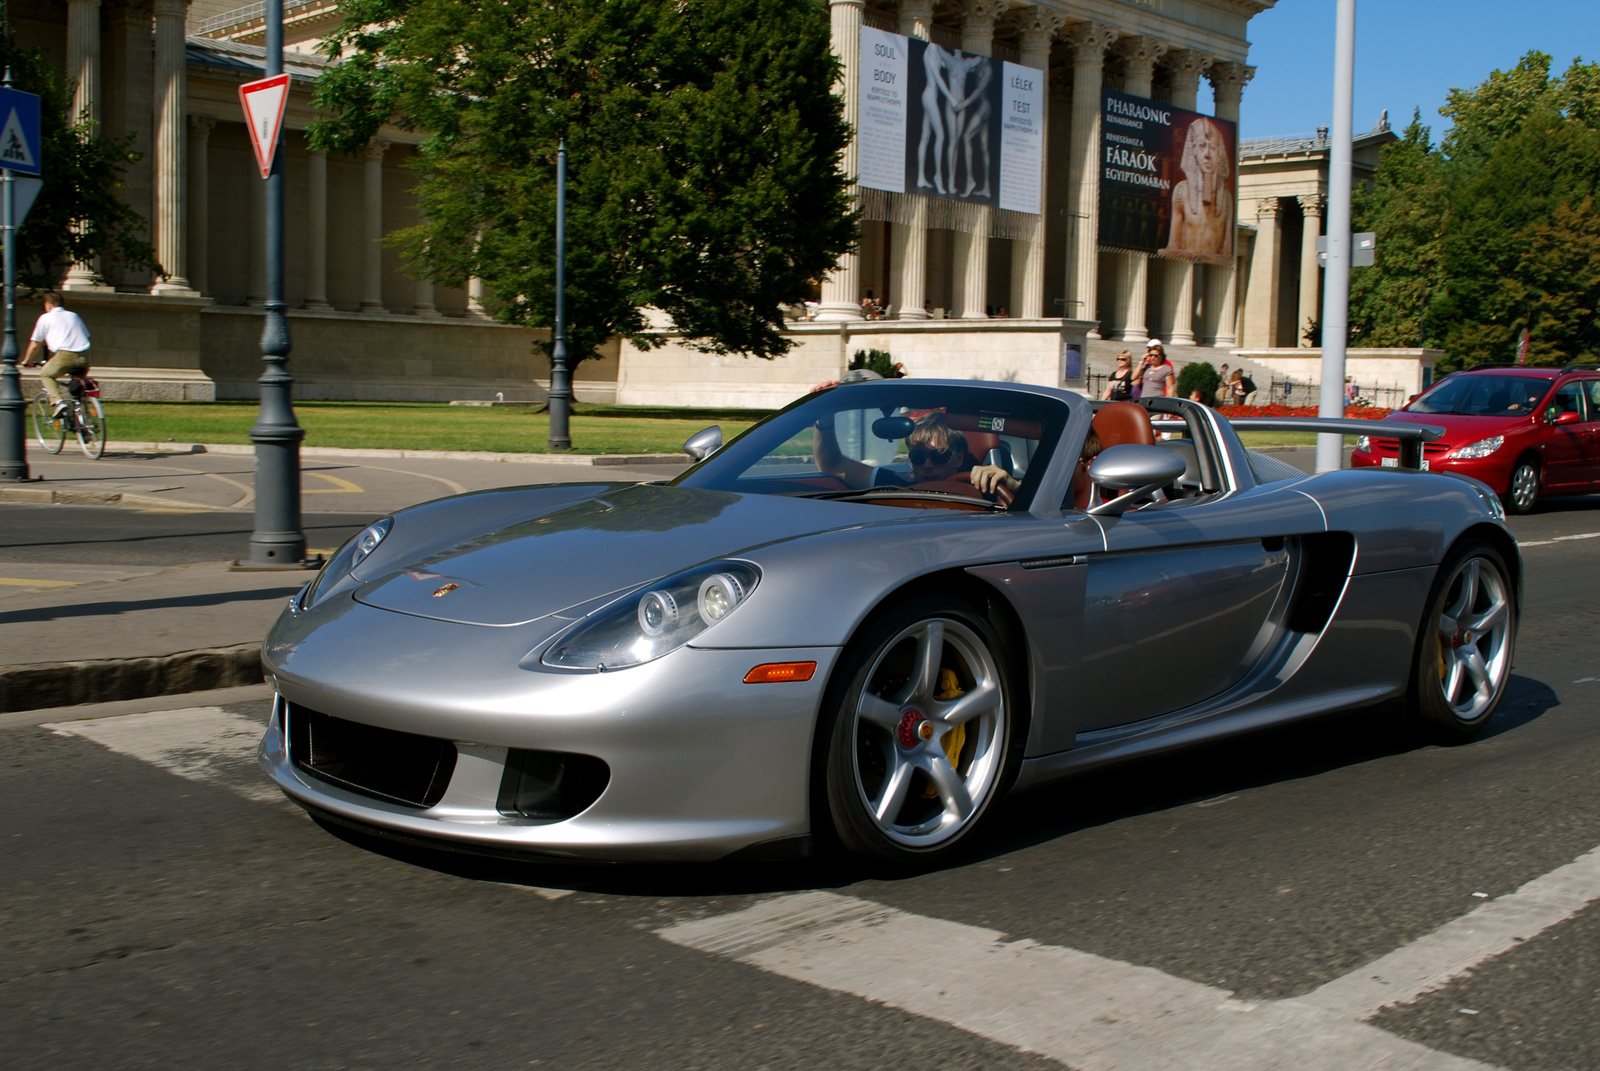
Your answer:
[1140,340,1175,399]
[1216,363,1231,405]
[22,292,92,416]
[1103,350,1136,401]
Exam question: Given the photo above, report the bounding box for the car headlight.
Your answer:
[1446,435,1504,460]
[1355,435,1370,452]
[302,516,393,609]
[542,561,760,671]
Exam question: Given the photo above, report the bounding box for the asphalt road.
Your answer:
[5,501,1600,1068]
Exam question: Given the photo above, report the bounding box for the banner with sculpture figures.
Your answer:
[1098,89,1237,265]
[857,26,1043,215]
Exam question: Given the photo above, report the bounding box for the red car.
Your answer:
[1350,364,1600,513]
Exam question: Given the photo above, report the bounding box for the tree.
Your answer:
[1175,361,1219,405]
[0,35,162,290]
[1351,52,1600,369]
[311,0,856,367]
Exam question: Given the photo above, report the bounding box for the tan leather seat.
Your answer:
[1092,401,1156,449]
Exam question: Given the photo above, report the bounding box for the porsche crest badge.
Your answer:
[431,582,461,598]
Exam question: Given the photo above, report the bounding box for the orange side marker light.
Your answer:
[743,661,818,684]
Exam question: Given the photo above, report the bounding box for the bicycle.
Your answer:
[31,372,107,459]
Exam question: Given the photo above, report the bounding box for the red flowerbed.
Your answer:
[1217,404,1394,420]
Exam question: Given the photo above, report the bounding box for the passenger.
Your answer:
[814,411,975,489]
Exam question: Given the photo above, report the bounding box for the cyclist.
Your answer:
[22,291,92,417]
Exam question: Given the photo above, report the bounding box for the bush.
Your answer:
[850,348,901,378]
[1176,361,1221,405]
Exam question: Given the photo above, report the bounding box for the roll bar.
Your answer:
[1227,417,1444,470]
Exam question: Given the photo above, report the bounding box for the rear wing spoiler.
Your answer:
[1227,417,1445,470]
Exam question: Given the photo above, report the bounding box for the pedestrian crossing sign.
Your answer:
[0,87,41,176]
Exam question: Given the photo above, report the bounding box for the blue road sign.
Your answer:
[0,88,41,176]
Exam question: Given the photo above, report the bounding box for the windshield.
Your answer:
[1408,374,1552,416]
[672,383,1070,511]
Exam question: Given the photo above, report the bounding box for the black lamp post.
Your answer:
[245,0,306,565]
[547,141,571,450]
[0,68,27,483]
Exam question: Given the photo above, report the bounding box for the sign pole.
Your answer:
[547,140,571,450]
[245,0,305,565]
[1316,0,1356,473]
[0,66,27,483]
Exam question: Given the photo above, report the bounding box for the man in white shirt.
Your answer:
[22,292,92,414]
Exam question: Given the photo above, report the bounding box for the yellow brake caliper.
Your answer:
[923,668,967,798]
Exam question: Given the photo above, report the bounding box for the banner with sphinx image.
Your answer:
[1097,89,1237,266]
[857,26,1043,215]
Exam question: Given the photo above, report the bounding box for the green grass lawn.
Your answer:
[107,401,767,455]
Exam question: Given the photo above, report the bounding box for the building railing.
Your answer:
[195,0,336,39]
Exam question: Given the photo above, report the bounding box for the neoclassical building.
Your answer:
[12,0,613,402]
[618,0,1278,407]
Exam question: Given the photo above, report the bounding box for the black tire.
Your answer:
[818,592,1017,867]
[76,397,106,459]
[1409,539,1517,742]
[1503,458,1539,515]
[30,390,65,454]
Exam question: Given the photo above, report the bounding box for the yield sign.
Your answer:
[239,73,291,178]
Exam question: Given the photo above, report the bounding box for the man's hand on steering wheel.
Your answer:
[968,464,1019,505]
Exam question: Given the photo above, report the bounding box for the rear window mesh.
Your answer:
[1246,449,1309,485]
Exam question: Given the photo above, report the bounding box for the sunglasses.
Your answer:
[909,447,955,466]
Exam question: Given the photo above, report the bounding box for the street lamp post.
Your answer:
[1316,0,1357,473]
[245,0,306,565]
[0,70,26,483]
[547,141,572,451]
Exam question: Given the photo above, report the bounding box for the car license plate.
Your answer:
[1380,456,1429,470]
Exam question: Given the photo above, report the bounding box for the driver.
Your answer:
[814,411,975,489]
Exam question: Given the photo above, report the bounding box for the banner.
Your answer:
[857,31,1041,215]
[1097,90,1237,265]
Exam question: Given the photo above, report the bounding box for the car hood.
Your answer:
[1380,410,1532,447]
[354,483,879,626]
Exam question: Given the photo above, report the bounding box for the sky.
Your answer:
[1223,0,1600,141]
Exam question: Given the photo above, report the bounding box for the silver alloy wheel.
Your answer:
[851,617,1005,849]
[1509,462,1538,512]
[1435,556,1513,721]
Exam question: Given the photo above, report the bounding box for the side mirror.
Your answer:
[1087,444,1187,516]
[683,425,722,461]
[1553,410,1582,426]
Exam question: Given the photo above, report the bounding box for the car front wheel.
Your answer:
[1410,540,1516,741]
[821,594,1013,867]
[1504,459,1539,514]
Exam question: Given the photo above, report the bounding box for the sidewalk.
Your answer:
[0,561,305,713]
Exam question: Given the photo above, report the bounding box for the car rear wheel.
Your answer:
[1409,540,1516,741]
[821,594,1013,867]
[1504,459,1539,514]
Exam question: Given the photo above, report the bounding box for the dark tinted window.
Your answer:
[1409,374,1551,416]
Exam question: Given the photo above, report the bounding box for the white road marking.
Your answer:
[43,707,280,804]
[499,883,575,901]
[659,892,1499,1071]
[1301,843,1600,1020]
[1516,531,1600,548]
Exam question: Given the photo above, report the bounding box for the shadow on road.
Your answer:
[306,673,1561,900]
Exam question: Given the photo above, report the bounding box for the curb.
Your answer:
[105,442,692,466]
[0,486,227,511]
[0,643,264,714]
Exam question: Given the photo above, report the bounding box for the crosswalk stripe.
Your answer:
[43,707,281,804]
[659,892,1500,1071]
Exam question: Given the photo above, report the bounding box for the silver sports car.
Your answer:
[258,382,1520,866]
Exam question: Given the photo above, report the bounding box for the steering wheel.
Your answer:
[909,477,1015,508]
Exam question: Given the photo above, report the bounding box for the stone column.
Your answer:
[1297,194,1325,346]
[815,0,865,322]
[1244,197,1282,348]
[1203,61,1252,347]
[247,144,267,305]
[1104,36,1165,341]
[186,116,214,295]
[1062,21,1118,331]
[468,276,489,317]
[887,0,932,320]
[1009,6,1062,319]
[1158,50,1210,343]
[361,138,390,312]
[64,0,104,290]
[150,0,196,295]
[949,0,1007,319]
[304,149,330,308]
